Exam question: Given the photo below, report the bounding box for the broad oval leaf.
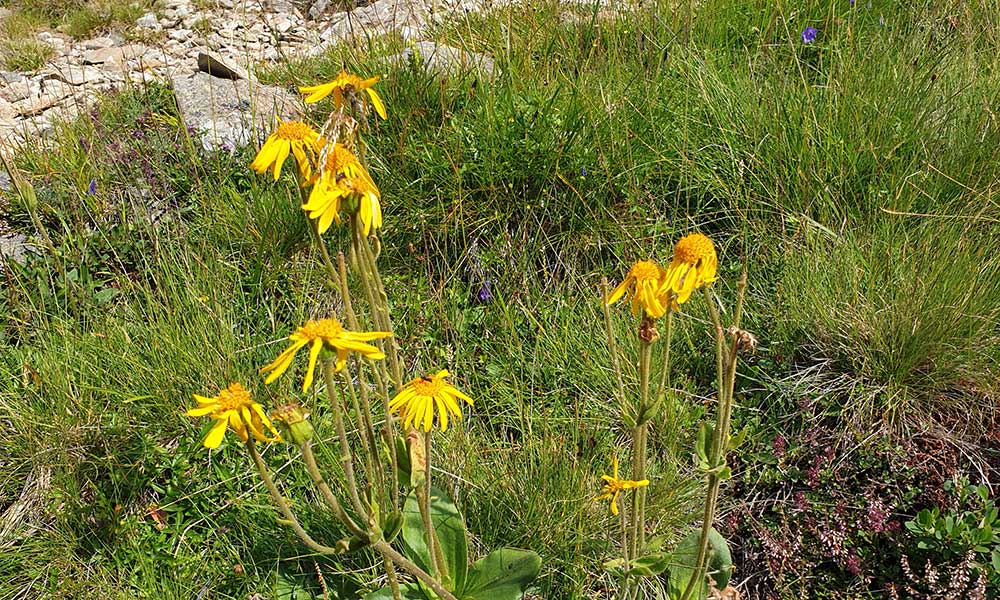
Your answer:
[402,487,469,594]
[461,548,541,600]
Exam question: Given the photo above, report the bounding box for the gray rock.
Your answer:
[0,231,30,266]
[387,41,495,78]
[0,170,10,192]
[52,64,107,85]
[136,12,161,30]
[0,81,32,103]
[168,28,193,42]
[197,52,247,80]
[82,43,147,65]
[82,36,116,50]
[0,71,25,83]
[171,70,301,152]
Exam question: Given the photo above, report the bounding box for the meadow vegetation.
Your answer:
[2,0,999,598]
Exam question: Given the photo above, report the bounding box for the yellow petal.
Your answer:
[366,88,387,119]
[302,338,324,392]
[203,417,229,448]
[186,405,216,417]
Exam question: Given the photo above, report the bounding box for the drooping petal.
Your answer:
[203,418,229,449]
[302,338,324,391]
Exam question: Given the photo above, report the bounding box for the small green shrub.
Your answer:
[1,39,52,70]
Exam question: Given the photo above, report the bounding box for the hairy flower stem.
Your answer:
[300,442,365,537]
[249,441,456,600]
[418,432,448,582]
[323,359,371,523]
[630,340,653,559]
[338,252,400,508]
[383,554,403,600]
[247,440,347,555]
[679,280,746,600]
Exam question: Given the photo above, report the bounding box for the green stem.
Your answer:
[656,306,675,434]
[679,285,741,600]
[338,252,400,508]
[300,442,366,537]
[247,440,345,555]
[630,339,653,558]
[383,554,403,600]
[323,359,371,523]
[373,540,459,600]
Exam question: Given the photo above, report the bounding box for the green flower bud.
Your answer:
[270,403,314,446]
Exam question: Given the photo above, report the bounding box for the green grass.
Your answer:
[2,0,1000,598]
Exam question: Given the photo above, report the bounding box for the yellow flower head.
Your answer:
[302,144,383,236]
[250,120,321,181]
[606,260,669,318]
[186,382,281,449]
[594,455,649,516]
[662,233,718,306]
[259,318,392,391]
[388,369,474,432]
[299,70,387,120]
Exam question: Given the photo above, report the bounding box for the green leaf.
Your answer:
[461,548,541,600]
[402,487,468,593]
[276,572,322,600]
[364,583,427,600]
[628,552,671,577]
[991,550,1000,573]
[667,527,733,598]
[695,422,713,465]
[384,511,404,543]
[727,427,749,451]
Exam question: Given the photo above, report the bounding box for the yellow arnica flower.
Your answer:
[594,454,649,516]
[606,260,669,318]
[302,144,383,236]
[662,233,718,305]
[259,318,392,391]
[250,120,321,181]
[388,369,474,432]
[186,382,281,449]
[299,70,387,119]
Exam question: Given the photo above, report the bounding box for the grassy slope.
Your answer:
[2,0,999,598]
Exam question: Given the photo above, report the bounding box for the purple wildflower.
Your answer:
[474,280,493,304]
[580,166,587,177]
[802,27,818,44]
[87,180,97,195]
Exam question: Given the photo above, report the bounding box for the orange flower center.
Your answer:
[217,383,252,411]
[325,145,359,173]
[412,375,445,397]
[673,233,715,266]
[276,120,314,141]
[630,260,661,283]
[300,318,345,340]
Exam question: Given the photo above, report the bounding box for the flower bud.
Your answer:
[270,403,314,445]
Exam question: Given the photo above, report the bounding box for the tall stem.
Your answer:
[323,359,371,523]
[630,339,653,558]
[656,307,675,435]
[300,442,366,537]
[339,252,400,508]
[679,285,742,600]
[247,440,345,555]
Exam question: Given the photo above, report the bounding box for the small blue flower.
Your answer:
[474,280,493,305]
[801,27,818,43]
[87,180,97,195]
[580,166,587,177]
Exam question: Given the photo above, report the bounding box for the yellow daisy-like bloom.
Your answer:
[388,369,474,432]
[302,144,383,236]
[606,260,670,318]
[661,233,718,305]
[594,455,649,516]
[299,70,387,120]
[185,382,281,449]
[259,318,392,392]
[250,120,321,181]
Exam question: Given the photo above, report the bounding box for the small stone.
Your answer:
[0,71,26,84]
[174,5,192,19]
[36,31,54,42]
[42,78,74,98]
[82,43,147,65]
[136,12,161,30]
[82,36,116,50]
[272,17,294,33]
[0,231,30,266]
[168,28,192,42]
